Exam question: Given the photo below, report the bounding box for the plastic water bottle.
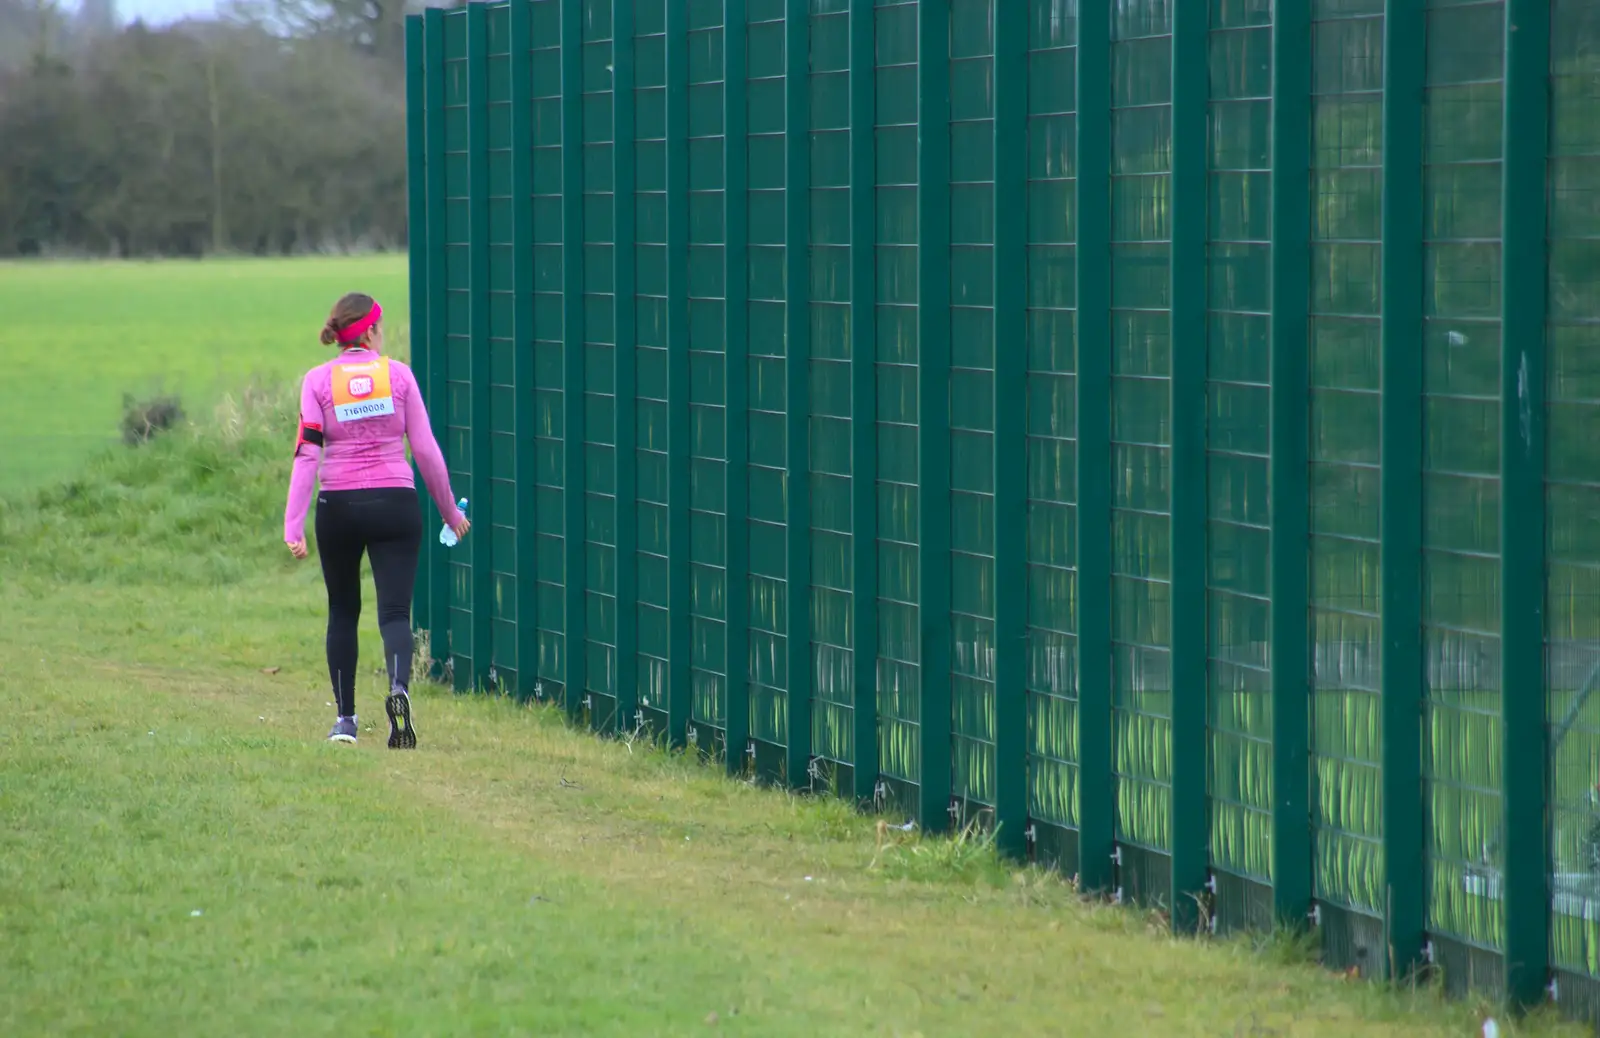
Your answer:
[440,498,468,547]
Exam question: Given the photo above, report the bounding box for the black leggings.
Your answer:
[314,487,422,717]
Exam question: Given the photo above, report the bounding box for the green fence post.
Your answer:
[562,0,588,720]
[405,14,432,647]
[1379,0,1426,981]
[1169,0,1210,933]
[424,6,450,684]
[1074,0,1113,892]
[666,0,691,748]
[466,0,493,694]
[784,0,814,787]
[918,0,953,834]
[613,0,639,735]
[1500,0,1552,1007]
[991,0,1026,859]
[1269,0,1312,929]
[724,0,751,774]
[848,0,879,807]
[510,0,540,701]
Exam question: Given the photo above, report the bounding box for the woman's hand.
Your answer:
[287,539,309,559]
[450,516,471,541]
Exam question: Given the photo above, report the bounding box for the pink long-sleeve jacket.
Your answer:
[282,347,465,544]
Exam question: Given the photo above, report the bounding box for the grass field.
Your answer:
[0,255,406,494]
[0,259,1584,1036]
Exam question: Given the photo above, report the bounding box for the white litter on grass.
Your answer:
[190,910,203,918]
[804,876,813,882]
[1482,1018,1499,1038]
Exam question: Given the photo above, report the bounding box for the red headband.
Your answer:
[338,302,383,345]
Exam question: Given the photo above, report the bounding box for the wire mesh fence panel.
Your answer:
[1546,0,1600,997]
[531,0,572,704]
[1107,0,1175,903]
[633,0,673,728]
[1306,0,1385,936]
[442,9,480,692]
[1024,0,1080,842]
[480,7,521,696]
[688,1,731,748]
[1419,0,1507,977]
[1205,0,1274,906]
[809,0,856,781]
[874,0,922,803]
[947,0,999,820]
[581,0,621,730]
[744,0,792,771]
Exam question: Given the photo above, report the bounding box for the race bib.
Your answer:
[331,357,395,423]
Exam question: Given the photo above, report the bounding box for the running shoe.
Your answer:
[327,717,358,744]
[385,689,417,750]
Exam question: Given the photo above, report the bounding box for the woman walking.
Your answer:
[283,293,469,747]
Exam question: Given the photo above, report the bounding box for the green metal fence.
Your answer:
[404,0,1600,1015]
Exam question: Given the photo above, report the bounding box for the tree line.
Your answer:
[0,0,446,258]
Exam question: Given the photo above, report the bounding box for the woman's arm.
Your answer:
[283,374,323,545]
[399,362,465,527]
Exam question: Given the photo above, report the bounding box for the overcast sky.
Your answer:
[117,0,219,25]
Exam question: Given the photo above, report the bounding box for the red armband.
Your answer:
[295,421,324,455]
